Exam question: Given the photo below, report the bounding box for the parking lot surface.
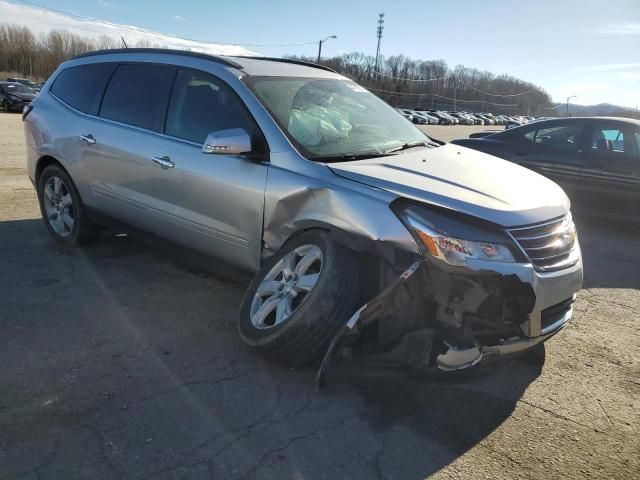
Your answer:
[1,113,639,479]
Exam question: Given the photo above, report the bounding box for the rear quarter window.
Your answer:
[50,63,116,114]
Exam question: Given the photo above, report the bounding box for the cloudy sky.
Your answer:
[1,0,639,107]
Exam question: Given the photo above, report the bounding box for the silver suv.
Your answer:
[24,49,583,377]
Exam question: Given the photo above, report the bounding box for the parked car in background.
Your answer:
[424,110,452,125]
[476,113,495,125]
[404,109,428,124]
[413,110,439,124]
[24,48,583,377]
[505,117,526,129]
[396,108,414,123]
[452,117,640,222]
[6,77,41,93]
[449,112,474,125]
[464,113,484,125]
[0,81,36,112]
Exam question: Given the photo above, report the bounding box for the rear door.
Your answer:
[81,63,176,228]
[580,121,640,219]
[142,68,269,270]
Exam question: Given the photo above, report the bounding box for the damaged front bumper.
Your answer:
[317,252,582,385]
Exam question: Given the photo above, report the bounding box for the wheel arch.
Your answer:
[262,220,397,299]
[35,155,67,185]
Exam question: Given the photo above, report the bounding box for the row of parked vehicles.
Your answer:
[0,77,44,112]
[397,108,534,128]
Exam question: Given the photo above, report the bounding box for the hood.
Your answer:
[328,144,569,227]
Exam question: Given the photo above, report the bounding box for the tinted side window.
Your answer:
[501,126,536,143]
[50,63,116,114]
[590,123,639,158]
[165,69,258,145]
[533,123,583,152]
[100,64,174,131]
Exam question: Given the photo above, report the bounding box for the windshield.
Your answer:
[2,82,32,93]
[244,76,434,160]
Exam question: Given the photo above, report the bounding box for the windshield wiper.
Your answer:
[311,152,397,163]
[385,140,435,154]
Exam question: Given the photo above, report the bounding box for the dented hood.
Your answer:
[328,144,569,227]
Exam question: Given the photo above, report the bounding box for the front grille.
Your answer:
[541,297,574,331]
[507,215,578,271]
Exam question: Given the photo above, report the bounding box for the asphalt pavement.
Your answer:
[1,113,638,479]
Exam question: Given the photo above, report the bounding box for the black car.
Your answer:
[6,77,41,93]
[452,117,640,222]
[0,81,36,112]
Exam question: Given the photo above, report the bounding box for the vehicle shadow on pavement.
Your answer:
[321,356,543,478]
[0,216,635,479]
[573,214,640,289]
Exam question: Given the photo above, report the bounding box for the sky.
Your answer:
[1,0,639,107]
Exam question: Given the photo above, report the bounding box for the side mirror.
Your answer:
[202,128,252,155]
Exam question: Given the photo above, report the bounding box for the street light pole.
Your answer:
[317,35,337,64]
[566,95,577,116]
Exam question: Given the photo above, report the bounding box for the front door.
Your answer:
[514,121,591,208]
[143,68,269,271]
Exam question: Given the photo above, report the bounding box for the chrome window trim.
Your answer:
[50,90,215,150]
[49,64,271,155]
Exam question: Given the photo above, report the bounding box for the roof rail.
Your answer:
[71,48,245,69]
[234,56,337,73]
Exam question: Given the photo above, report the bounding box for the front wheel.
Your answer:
[238,231,362,366]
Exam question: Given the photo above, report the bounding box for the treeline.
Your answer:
[0,23,154,81]
[289,52,554,116]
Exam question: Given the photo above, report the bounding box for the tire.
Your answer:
[37,164,100,245]
[0,100,8,112]
[238,230,362,366]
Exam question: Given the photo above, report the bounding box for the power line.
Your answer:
[459,80,534,97]
[369,70,447,82]
[11,0,320,48]
[366,87,519,107]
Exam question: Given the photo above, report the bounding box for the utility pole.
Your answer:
[316,35,337,64]
[566,95,577,116]
[374,13,384,74]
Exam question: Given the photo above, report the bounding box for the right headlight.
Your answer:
[396,205,518,267]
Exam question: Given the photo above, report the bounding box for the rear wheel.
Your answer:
[0,100,9,112]
[238,230,362,366]
[37,165,100,245]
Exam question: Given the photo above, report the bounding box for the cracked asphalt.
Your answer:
[1,113,639,479]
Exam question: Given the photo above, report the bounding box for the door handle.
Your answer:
[80,134,96,145]
[151,155,174,169]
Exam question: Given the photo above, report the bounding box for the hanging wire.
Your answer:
[458,81,534,97]
[368,70,447,82]
[366,87,519,107]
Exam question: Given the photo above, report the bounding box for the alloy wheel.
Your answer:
[43,176,74,237]
[250,244,323,329]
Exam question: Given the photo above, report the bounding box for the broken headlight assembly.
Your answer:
[395,204,519,266]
